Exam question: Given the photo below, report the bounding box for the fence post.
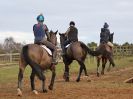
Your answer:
[9,52,12,62]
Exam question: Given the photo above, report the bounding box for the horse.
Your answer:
[17,30,58,96]
[96,33,115,77]
[59,33,101,82]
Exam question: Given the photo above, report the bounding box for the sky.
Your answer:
[0,0,133,44]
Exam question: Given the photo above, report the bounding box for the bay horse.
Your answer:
[96,33,115,77]
[59,33,101,82]
[17,30,58,96]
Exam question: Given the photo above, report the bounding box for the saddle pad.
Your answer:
[41,45,52,56]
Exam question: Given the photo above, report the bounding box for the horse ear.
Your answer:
[112,32,114,35]
[55,30,58,34]
[59,33,61,35]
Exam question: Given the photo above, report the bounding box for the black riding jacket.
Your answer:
[67,26,78,42]
[100,28,110,43]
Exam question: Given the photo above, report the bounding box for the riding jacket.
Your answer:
[63,26,78,47]
[100,28,110,43]
[33,23,48,43]
[65,26,78,42]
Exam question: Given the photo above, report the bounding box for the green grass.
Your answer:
[0,56,133,84]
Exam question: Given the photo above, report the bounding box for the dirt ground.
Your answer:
[1,66,133,99]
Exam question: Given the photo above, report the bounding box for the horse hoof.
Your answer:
[63,75,66,80]
[33,90,38,95]
[43,89,48,93]
[101,72,104,75]
[76,79,80,82]
[97,73,100,77]
[107,69,110,72]
[17,88,22,96]
[48,86,53,90]
[83,76,91,82]
[65,79,69,82]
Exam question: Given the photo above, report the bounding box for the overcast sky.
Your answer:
[0,0,133,44]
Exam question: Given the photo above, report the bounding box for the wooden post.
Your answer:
[9,52,12,62]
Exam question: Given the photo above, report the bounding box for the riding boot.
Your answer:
[52,49,58,65]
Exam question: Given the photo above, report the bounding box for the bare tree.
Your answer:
[3,37,16,53]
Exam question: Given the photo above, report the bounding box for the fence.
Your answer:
[0,46,133,66]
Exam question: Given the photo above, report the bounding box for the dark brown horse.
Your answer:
[96,33,115,77]
[17,30,58,96]
[59,33,101,82]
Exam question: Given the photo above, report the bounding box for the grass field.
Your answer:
[0,56,133,99]
[0,56,133,84]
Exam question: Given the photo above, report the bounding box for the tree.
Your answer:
[87,42,97,47]
[3,37,16,53]
[122,42,130,46]
[2,37,24,53]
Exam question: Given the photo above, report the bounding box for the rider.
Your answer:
[33,14,57,64]
[62,21,78,55]
[100,22,113,47]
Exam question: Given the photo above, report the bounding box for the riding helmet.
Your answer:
[103,22,109,28]
[69,21,75,26]
[37,14,44,22]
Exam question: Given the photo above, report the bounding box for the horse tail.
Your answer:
[80,42,101,56]
[22,45,44,80]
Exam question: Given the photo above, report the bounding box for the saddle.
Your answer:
[35,42,52,56]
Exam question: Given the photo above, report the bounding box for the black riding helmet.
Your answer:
[103,22,109,28]
[69,21,75,26]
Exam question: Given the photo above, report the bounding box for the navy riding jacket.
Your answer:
[33,23,48,43]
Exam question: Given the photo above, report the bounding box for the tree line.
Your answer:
[0,37,132,54]
[0,37,25,54]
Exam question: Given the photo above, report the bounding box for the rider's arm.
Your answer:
[65,27,70,37]
[44,25,50,40]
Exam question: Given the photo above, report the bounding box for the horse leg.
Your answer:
[107,62,112,72]
[82,61,88,76]
[108,55,115,67]
[76,61,84,82]
[30,69,38,95]
[17,68,24,96]
[63,64,70,82]
[97,58,100,77]
[17,59,27,96]
[101,58,106,75]
[48,65,56,90]
[63,60,72,82]
[41,74,47,93]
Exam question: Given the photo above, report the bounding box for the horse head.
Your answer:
[49,30,58,46]
[59,33,67,47]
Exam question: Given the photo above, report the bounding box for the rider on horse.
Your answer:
[100,22,113,47]
[33,14,57,64]
[62,21,78,55]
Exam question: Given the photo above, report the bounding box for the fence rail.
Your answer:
[0,46,133,66]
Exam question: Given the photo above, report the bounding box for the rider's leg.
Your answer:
[41,40,57,64]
